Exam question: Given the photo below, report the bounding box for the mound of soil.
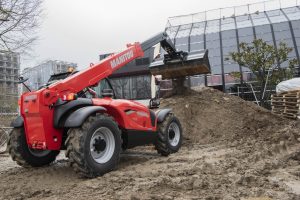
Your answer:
[161,87,300,147]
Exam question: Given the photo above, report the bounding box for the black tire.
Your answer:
[8,127,60,167]
[65,114,121,178]
[155,113,183,156]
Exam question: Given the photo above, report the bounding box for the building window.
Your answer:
[135,58,150,66]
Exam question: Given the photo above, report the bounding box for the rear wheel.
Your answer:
[155,113,182,156]
[65,114,121,178]
[8,127,60,167]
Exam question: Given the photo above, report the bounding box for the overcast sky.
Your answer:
[22,0,296,70]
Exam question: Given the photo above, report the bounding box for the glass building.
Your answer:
[98,1,300,101]
[164,0,300,93]
[23,60,77,91]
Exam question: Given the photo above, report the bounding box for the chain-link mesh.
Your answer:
[0,113,17,153]
[0,84,18,151]
[0,85,18,113]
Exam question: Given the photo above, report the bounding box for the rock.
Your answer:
[223,97,230,101]
[192,178,208,189]
[279,140,287,151]
[130,194,140,200]
[214,99,220,103]
[290,151,300,161]
[192,179,202,189]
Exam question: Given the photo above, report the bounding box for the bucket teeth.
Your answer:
[149,50,210,79]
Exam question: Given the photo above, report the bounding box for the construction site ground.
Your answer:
[1,87,300,200]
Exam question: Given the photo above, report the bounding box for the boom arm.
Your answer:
[141,32,191,69]
[40,31,208,107]
[43,32,182,105]
[46,43,145,101]
[140,32,177,55]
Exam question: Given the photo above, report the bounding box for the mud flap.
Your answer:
[156,108,172,123]
[11,116,24,128]
[64,106,106,128]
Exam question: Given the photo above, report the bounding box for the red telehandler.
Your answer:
[9,32,210,177]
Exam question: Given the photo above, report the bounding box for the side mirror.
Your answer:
[18,77,31,92]
[18,77,29,84]
[149,98,160,109]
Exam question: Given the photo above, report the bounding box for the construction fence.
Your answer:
[229,84,277,109]
[0,84,19,113]
[0,113,17,153]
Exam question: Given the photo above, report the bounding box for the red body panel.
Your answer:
[20,43,150,150]
[92,98,156,132]
[21,92,62,149]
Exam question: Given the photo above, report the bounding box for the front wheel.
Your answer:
[8,127,60,167]
[155,113,183,156]
[65,114,121,178]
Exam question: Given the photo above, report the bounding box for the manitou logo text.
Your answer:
[110,50,134,69]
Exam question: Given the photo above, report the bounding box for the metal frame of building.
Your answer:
[96,0,300,101]
[165,0,300,92]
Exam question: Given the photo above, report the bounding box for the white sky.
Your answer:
[22,0,297,70]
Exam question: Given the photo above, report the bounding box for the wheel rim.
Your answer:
[90,127,115,164]
[168,122,180,147]
[28,148,51,157]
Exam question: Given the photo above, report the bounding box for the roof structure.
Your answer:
[163,0,300,89]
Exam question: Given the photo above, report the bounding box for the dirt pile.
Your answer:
[0,87,300,200]
[161,87,300,146]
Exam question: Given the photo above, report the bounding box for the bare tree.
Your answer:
[0,0,42,53]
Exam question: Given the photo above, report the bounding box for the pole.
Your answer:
[262,68,272,100]
[249,83,259,106]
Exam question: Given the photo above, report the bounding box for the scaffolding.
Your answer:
[0,51,20,113]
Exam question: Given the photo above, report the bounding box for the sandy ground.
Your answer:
[0,88,300,200]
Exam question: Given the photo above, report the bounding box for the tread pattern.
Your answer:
[8,128,31,167]
[65,114,120,177]
[8,128,59,167]
[155,113,174,156]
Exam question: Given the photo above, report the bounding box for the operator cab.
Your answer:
[44,71,155,108]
